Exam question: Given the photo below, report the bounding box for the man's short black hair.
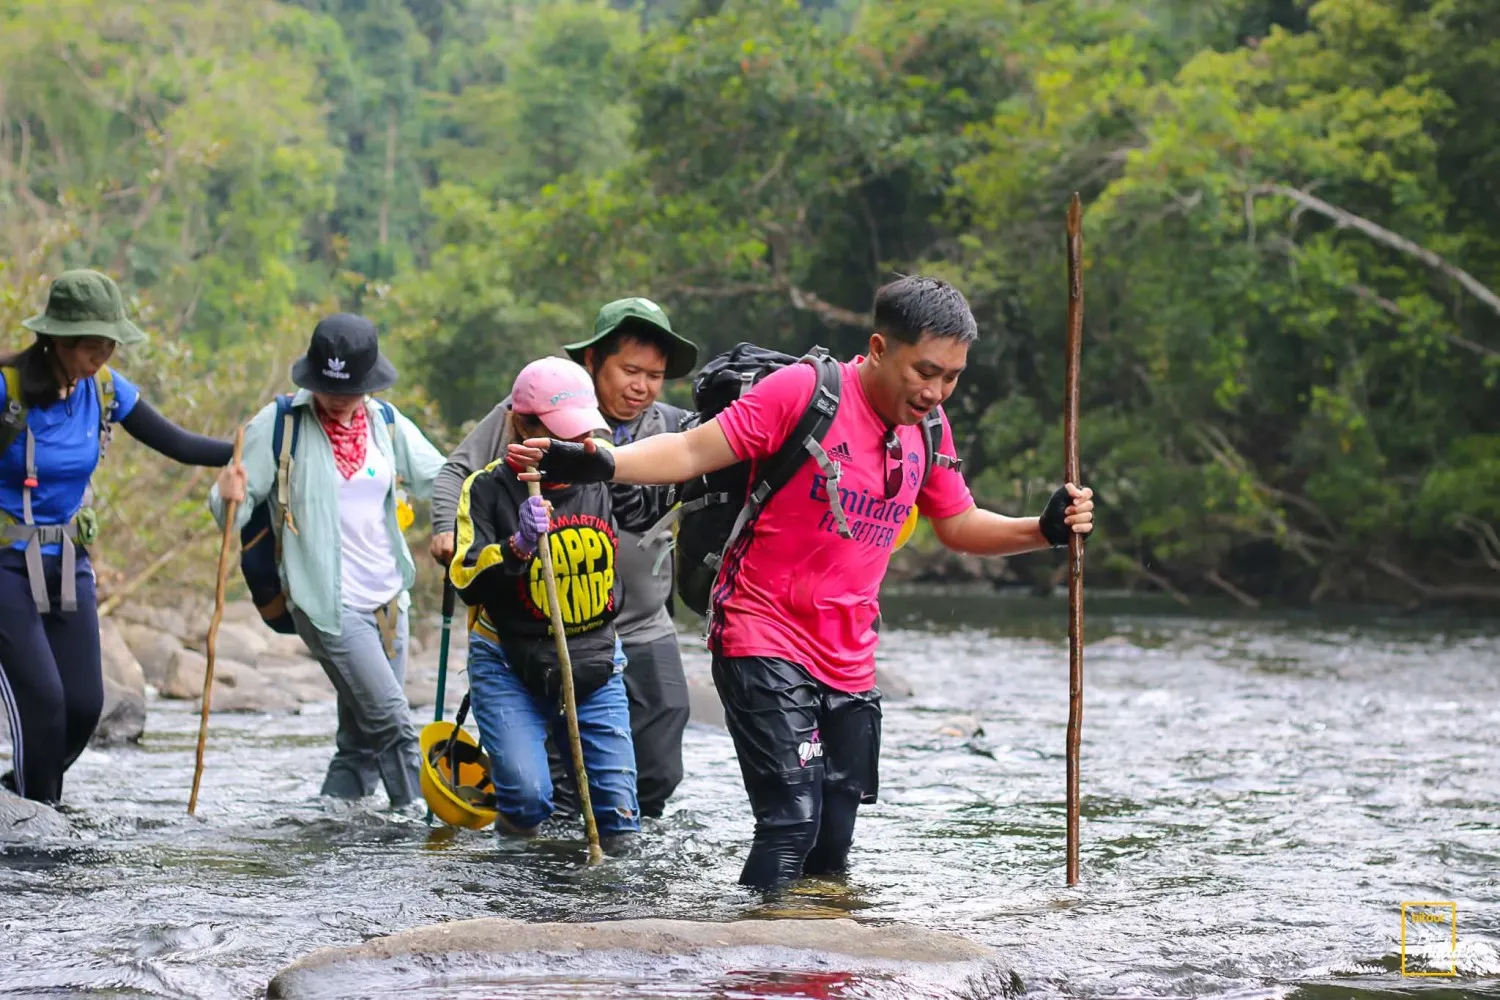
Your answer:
[873,276,978,345]
[591,321,673,367]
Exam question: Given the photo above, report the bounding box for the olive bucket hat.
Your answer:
[21,269,147,345]
[563,296,698,380]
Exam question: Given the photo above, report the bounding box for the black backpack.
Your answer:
[653,343,959,617]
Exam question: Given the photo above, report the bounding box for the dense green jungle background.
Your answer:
[2,0,1497,611]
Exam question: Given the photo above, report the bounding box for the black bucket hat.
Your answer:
[563,296,698,380]
[290,314,397,395]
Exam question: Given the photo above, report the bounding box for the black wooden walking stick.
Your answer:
[1064,192,1086,885]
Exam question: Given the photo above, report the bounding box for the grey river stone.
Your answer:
[267,916,1015,1000]
[0,789,70,842]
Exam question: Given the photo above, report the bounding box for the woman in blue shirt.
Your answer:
[1,269,234,804]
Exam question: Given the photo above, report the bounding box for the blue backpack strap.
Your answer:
[271,393,303,459]
[375,397,399,462]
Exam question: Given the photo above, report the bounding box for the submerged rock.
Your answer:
[0,789,70,842]
[267,916,1016,1000]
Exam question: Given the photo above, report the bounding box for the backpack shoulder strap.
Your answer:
[270,394,296,457]
[0,366,25,455]
[376,398,398,451]
[374,399,409,499]
[708,349,847,567]
[919,406,963,488]
[751,348,842,505]
[90,364,118,465]
[272,394,300,536]
[96,365,115,415]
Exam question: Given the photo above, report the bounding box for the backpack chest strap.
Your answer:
[802,437,852,538]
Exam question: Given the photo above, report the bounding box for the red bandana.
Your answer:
[318,401,369,480]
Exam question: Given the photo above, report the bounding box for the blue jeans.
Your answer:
[466,633,639,837]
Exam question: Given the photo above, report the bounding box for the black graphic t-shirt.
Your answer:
[450,460,659,700]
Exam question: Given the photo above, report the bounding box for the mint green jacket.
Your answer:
[209,391,445,636]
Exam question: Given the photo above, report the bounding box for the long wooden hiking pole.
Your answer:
[528,477,605,864]
[1064,193,1086,885]
[189,426,244,816]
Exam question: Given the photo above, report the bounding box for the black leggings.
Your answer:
[0,547,102,804]
[711,655,882,888]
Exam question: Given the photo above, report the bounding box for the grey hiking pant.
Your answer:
[293,605,421,808]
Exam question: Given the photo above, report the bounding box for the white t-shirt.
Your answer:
[337,426,402,612]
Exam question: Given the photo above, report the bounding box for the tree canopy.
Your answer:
[3,0,1497,607]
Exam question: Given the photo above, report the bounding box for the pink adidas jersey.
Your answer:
[712,358,974,692]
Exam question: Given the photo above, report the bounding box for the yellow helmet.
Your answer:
[419,720,498,830]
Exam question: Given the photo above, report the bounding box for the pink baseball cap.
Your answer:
[511,356,609,440]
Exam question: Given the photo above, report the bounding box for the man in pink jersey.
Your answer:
[508,276,1094,887]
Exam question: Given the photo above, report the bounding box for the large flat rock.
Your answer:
[0,789,70,842]
[268,917,1016,999]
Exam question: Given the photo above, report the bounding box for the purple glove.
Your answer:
[511,495,550,557]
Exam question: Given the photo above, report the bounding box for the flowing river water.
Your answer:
[1,593,1497,999]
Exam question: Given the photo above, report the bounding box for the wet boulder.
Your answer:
[199,675,300,714]
[0,789,70,842]
[875,665,915,699]
[159,648,214,700]
[109,601,189,643]
[186,621,269,664]
[119,622,183,687]
[255,654,334,705]
[267,917,1016,1000]
[94,618,146,745]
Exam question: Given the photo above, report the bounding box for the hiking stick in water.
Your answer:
[433,578,456,726]
[1064,193,1086,885]
[189,426,244,816]
[528,476,605,864]
[425,579,457,824]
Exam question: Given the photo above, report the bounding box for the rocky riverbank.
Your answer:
[90,597,909,752]
[93,598,471,748]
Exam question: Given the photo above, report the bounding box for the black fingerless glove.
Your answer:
[536,440,617,483]
[1039,486,1080,547]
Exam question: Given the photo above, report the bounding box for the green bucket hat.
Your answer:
[563,296,698,380]
[21,269,147,346]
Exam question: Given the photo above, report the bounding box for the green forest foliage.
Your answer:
[2,0,1497,607]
